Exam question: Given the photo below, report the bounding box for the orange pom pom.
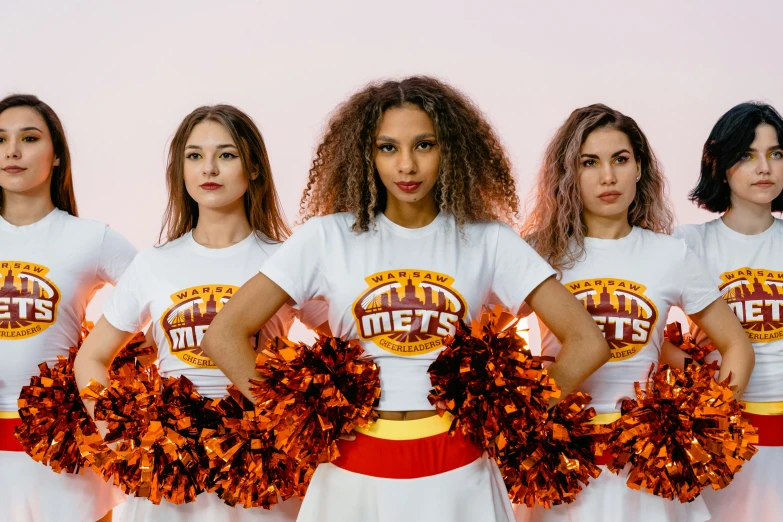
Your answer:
[607,362,758,502]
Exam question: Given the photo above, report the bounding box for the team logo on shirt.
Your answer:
[352,269,468,356]
[161,284,238,368]
[0,261,61,340]
[566,278,658,361]
[719,267,783,342]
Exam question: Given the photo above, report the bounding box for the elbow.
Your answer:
[589,330,611,369]
[743,339,756,370]
[200,328,218,359]
[598,337,612,366]
[73,349,86,376]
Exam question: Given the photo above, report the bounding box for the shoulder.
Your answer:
[636,227,691,255]
[462,219,516,240]
[672,221,712,247]
[133,234,190,264]
[57,211,109,240]
[295,213,355,238]
[247,233,284,259]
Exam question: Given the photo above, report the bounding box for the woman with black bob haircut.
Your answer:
[689,102,783,212]
[675,101,783,522]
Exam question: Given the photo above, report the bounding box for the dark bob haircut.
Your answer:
[689,102,783,213]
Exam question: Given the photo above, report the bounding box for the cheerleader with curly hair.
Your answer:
[201,76,611,522]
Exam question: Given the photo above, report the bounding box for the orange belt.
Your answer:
[333,414,482,479]
[0,412,23,452]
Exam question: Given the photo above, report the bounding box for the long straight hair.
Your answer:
[0,94,77,216]
[159,105,291,243]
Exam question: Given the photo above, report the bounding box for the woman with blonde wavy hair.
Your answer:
[516,104,754,522]
[201,76,610,522]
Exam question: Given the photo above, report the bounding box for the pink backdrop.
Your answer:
[3,1,782,345]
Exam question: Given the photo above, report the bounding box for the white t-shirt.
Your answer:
[260,212,556,411]
[103,231,327,399]
[538,227,720,413]
[675,218,783,402]
[0,209,137,412]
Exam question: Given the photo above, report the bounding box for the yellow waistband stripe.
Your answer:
[355,413,454,440]
[742,401,783,416]
[0,411,20,419]
[589,412,622,425]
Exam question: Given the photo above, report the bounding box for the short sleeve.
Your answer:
[677,245,721,315]
[97,226,138,284]
[102,256,152,333]
[260,217,325,305]
[490,224,556,315]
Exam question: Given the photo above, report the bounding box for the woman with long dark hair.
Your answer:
[0,94,136,522]
[201,77,611,522]
[74,104,326,522]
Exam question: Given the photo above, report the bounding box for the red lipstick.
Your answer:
[200,182,222,190]
[395,181,422,193]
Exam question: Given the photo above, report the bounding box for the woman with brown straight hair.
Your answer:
[0,94,136,522]
[516,103,755,522]
[74,104,326,522]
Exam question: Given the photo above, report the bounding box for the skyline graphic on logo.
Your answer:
[0,262,60,339]
[161,285,236,367]
[352,269,467,356]
[719,268,783,342]
[568,278,658,361]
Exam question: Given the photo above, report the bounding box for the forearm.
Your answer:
[688,299,755,399]
[546,331,609,405]
[74,356,111,418]
[716,342,754,399]
[73,317,136,419]
[202,330,262,401]
[200,273,292,402]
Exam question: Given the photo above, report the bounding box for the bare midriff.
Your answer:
[376,410,438,421]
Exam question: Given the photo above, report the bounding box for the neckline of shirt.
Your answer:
[583,226,641,248]
[375,211,448,238]
[0,208,63,234]
[714,216,782,241]
[185,230,259,257]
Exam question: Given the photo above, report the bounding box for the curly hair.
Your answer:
[520,103,674,273]
[299,76,519,231]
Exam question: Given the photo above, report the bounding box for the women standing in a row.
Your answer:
[517,103,755,522]
[200,76,611,522]
[0,94,135,522]
[73,104,327,522]
[675,102,783,522]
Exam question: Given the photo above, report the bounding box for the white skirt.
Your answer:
[0,450,126,522]
[700,445,783,522]
[117,493,301,522]
[513,465,711,522]
[297,456,514,522]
